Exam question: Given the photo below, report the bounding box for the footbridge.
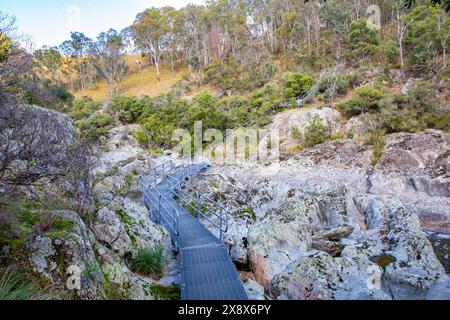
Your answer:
[140,160,248,300]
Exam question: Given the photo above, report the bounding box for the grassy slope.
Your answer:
[73,56,190,100]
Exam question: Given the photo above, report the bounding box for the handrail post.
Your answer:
[158,195,162,224]
[175,207,179,236]
[219,213,223,242]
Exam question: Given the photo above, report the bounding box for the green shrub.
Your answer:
[423,112,450,132]
[403,5,448,74]
[77,112,114,139]
[331,133,345,141]
[335,75,352,94]
[110,96,146,123]
[368,128,386,167]
[292,127,303,142]
[356,86,384,105]
[130,246,164,277]
[441,67,450,77]
[340,86,383,117]
[133,128,150,148]
[385,40,399,64]
[284,72,314,99]
[379,108,421,134]
[347,18,380,61]
[303,116,332,148]
[406,80,439,115]
[70,97,102,121]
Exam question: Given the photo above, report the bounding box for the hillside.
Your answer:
[73,56,190,100]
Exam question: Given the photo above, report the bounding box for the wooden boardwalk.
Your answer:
[142,163,247,300]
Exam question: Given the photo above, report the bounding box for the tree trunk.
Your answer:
[170,53,175,75]
[155,60,160,80]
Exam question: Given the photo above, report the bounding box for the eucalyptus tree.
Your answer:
[60,32,93,90]
[90,29,128,96]
[319,1,352,59]
[177,4,209,79]
[33,46,63,84]
[131,7,177,79]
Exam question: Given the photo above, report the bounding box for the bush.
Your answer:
[130,246,164,277]
[423,112,450,132]
[347,19,380,61]
[340,86,384,117]
[385,40,399,64]
[133,128,150,148]
[284,72,314,99]
[70,97,102,121]
[406,80,439,115]
[368,128,386,167]
[379,106,421,134]
[110,96,146,123]
[403,5,448,74]
[303,116,332,148]
[77,111,114,139]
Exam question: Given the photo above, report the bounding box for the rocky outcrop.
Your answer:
[311,226,354,257]
[369,130,450,233]
[89,125,174,299]
[92,125,173,257]
[23,124,176,300]
[28,211,105,300]
[265,107,345,150]
[91,208,134,256]
[187,133,450,299]
[247,213,312,289]
[196,129,450,233]
[272,193,450,301]
[95,125,148,176]
[0,104,81,202]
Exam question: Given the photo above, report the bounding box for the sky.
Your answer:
[0,0,205,49]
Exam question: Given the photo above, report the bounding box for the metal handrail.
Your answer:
[167,173,229,241]
[140,175,179,239]
[142,160,229,242]
[149,160,175,186]
[175,187,228,233]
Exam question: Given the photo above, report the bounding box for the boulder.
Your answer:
[313,226,354,242]
[369,130,450,233]
[28,211,104,300]
[264,107,345,150]
[271,251,391,300]
[247,212,312,290]
[311,240,344,257]
[271,195,449,300]
[91,208,133,256]
[189,164,449,300]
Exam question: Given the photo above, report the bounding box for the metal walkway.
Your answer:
[140,161,247,300]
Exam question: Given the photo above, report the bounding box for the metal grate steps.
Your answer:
[141,161,248,301]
